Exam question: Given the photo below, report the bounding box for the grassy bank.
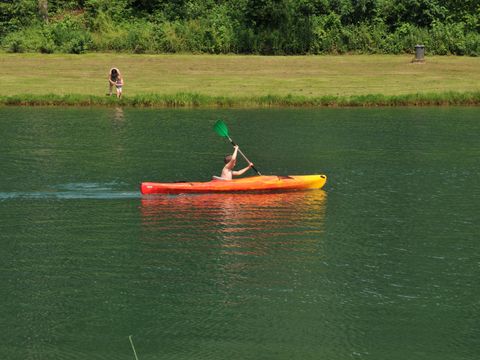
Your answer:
[1,53,479,107]
[2,91,480,107]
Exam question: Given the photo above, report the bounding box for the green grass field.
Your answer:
[1,53,479,106]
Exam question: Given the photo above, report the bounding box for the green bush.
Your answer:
[2,26,45,53]
[0,0,38,37]
[236,27,257,54]
[154,15,237,54]
[39,30,55,53]
[92,14,156,54]
[125,21,156,54]
[2,15,92,54]
[429,21,466,55]
[46,16,91,54]
[309,13,349,54]
[1,1,479,56]
[342,23,373,53]
[4,33,25,53]
[154,21,186,53]
[387,23,430,54]
[89,12,127,51]
[89,12,156,53]
[203,5,237,54]
[465,32,480,56]
[181,20,206,53]
[84,0,131,26]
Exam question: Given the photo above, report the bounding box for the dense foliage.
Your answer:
[1,0,479,55]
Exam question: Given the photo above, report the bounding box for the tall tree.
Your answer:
[39,0,48,23]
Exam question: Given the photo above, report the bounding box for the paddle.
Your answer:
[213,120,261,175]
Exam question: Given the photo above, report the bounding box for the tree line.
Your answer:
[1,0,479,55]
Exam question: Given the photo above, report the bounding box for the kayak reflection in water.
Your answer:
[217,145,254,180]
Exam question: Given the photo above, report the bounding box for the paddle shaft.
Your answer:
[227,136,261,175]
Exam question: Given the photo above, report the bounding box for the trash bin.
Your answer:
[414,44,425,62]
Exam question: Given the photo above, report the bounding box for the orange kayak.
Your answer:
[141,175,327,195]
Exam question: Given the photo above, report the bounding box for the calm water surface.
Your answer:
[0,107,479,360]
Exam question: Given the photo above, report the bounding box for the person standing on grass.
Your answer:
[108,68,124,98]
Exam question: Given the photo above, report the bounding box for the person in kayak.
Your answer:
[219,145,254,180]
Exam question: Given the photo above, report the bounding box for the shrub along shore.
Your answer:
[2,1,479,56]
[1,53,479,107]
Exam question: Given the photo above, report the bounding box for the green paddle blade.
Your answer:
[213,120,229,138]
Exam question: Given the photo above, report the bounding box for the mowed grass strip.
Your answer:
[1,53,479,106]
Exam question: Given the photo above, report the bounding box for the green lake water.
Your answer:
[0,106,479,360]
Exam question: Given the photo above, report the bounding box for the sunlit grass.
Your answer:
[1,53,479,106]
[2,91,479,107]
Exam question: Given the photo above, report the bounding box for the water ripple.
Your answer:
[0,182,140,200]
